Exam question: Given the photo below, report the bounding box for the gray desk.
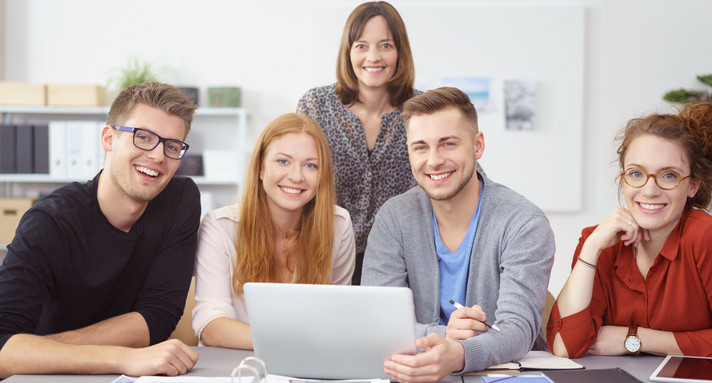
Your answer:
[5,347,663,383]
[462,354,664,383]
[4,346,462,383]
[4,347,254,383]
[573,354,664,382]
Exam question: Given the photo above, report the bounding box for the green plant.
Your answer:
[114,57,158,90]
[663,74,712,103]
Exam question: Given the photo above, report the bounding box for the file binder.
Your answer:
[49,121,67,178]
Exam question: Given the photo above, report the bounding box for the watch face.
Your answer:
[625,336,641,352]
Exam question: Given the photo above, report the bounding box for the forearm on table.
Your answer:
[200,316,253,350]
[0,333,126,377]
[639,327,682,356]
[46,311,150,347]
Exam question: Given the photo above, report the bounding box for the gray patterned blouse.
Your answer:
[297,84,420,254]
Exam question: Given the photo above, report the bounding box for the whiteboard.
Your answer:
[311,5,584,212]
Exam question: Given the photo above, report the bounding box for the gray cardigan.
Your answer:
[362,174,555,372]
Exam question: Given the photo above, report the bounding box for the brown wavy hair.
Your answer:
[402,86,479,133]
[107,82,196,138]
[233,113,335,295]
[335,1,415,108]
[616,102,712,209]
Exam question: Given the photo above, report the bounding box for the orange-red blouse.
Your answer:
[547,209,712,358]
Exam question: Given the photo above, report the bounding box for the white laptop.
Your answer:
[244,282,417,379]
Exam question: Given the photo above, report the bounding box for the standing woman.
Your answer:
[192,113,355,350]
[548,102,712,358]
[297,2,419,284]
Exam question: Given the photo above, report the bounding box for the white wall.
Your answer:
[0,0,5,79]
[4,0,712,295]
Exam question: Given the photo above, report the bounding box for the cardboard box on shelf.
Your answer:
[0,198,35,244]
[46,84,105,106]
[0,82,46,106]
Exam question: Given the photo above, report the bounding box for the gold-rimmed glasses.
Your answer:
[621,167,691,190]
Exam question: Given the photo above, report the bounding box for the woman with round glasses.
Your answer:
[547,102,712,358]
[191,113,355,349]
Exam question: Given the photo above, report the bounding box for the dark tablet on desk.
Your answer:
[650,355,712,382]
[544,367,642,383]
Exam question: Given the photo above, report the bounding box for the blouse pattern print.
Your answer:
[297,84,419,254]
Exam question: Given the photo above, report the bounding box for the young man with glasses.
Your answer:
[0,82,201,377]
[362,87,555,382]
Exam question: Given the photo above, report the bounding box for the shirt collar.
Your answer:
[659,210,688,262]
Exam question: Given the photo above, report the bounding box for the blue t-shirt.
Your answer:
[434,180,483,325]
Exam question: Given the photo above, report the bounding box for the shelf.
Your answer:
[1,104,249,210]
[0,105,245,117]
[183,176,240,186]
[0,174,239,186]
[196,107,246,116]
[0,105,109,115]
[0,174,84,183]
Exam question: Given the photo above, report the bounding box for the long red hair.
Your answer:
[233,113,335,295]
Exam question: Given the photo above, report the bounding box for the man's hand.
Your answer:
[446,304,488,340]
[384,334,464,383]
[118,339,199,376]
[589,325,627,355]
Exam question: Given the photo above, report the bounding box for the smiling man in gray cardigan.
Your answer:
[362,87,555,382]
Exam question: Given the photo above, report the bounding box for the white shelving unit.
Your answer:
[0,105,250,216]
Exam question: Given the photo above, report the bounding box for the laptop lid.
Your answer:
[244,282,417,379]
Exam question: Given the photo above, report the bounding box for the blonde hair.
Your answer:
[233,113,336,295]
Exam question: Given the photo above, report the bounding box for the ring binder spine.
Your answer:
[231,356,268,383]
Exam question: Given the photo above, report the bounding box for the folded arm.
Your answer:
[47,312,149,347]
[586,325,682,356]
[0,333,197,377]
[199,317,253,350]
[552,208,647,356]
[192,208,252,348]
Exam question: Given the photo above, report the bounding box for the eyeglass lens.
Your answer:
[133,129,187,159]
[624,168,682,189]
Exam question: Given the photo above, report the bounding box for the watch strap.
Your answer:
[627,325,638,337]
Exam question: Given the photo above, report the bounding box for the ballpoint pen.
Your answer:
[450,299,501,332]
